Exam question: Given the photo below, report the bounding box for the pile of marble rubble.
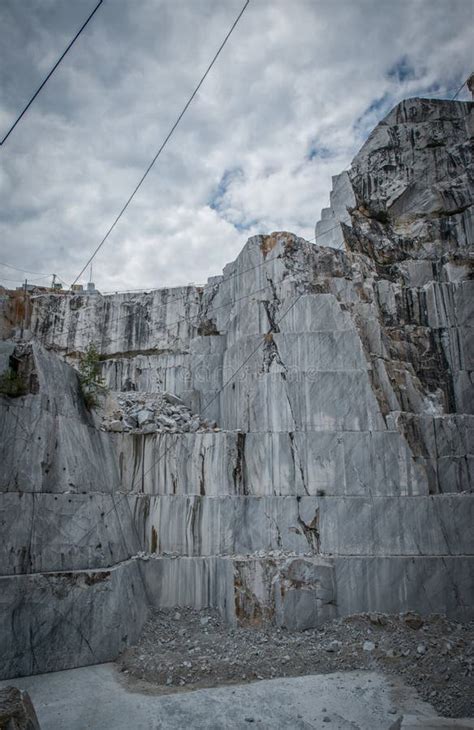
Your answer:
[101,390,218,434]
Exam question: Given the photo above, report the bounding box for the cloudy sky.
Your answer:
[0,0,472,292]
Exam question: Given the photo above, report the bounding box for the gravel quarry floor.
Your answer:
[118,609,474,719]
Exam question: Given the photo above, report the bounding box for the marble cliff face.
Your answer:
[0,97,472,679]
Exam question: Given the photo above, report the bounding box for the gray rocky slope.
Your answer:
[0,97,472,679]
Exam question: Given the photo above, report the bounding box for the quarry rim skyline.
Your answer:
[0,0,472,293]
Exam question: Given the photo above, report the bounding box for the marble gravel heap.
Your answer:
[102,390,217,434]
[0,97,472,680]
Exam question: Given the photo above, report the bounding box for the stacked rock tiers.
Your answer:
[0,97,472,680]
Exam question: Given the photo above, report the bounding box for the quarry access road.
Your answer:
[0,663,445,729]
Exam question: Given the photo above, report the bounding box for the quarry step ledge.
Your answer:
[136,552,474,559]
[135,552,474,560]
[124,428,399,435]
[116,427,430,434]
[225,328,361,337]
[0,553,308,580]
[91,348,191,360]
[0,557,138,580]
[2,491,473,499]
[0,488,134,495]
[136,493,473,500]
[4,553,473,580]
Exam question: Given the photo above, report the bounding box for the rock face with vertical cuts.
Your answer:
[0,97,472,679]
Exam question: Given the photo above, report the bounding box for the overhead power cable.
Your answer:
[76,288,306,547]
[62,282,276,351]
[451,78,467,100]
[0,1,103,146]
[70,0,250,288]
[0,273,52,284]
[37,238,349,357]
[36,159,462,342]
[0,260,53,277]
[133,290,305,489]
[6,284,306,665]
[38,233,344,344]
[61,156,474,545]
[30,160,463,345]
[0,275,33,284]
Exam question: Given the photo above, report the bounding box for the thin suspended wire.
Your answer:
[0,1,103,146]
[76,288,306,546]
[70,0,250,287]
[0,261,53,277]
[451,78,467,100]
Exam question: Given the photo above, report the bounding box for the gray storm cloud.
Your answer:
[0,0,472,291]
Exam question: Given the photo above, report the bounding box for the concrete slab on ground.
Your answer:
[0,663,445,730]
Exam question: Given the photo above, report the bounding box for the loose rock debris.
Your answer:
[101,390,218,434]
[118,608,474,719]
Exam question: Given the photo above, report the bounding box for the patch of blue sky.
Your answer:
[233,218,260,233]
[208,167,244,212]
[387,56,417,83]
[353,92,393,137]
[307,143,334,162]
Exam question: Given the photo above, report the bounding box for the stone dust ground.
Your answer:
[118,609,473,719]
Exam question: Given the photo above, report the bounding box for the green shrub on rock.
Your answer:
[79,343,106,410]
[0,368,28,397]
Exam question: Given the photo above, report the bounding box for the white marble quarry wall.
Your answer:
[3,488,470,581]
[348,99,473,258]
[114,429,427,497]
[333,556,474,622]
[99,351,193,397]
[390,413,474,494]
[137,553,474,629]
[0,344,121,494]
[0,404,121,493]
[139,556,234,619]
[314,103,472,495]
[0,344,147,680]
[315,171,356,248]
[0,97,472,680]
[1,560,147,679]
[1,492,141,575]
[137,555,337,629]
[137,494,474,559]
[229,554,474,627]
[29,285,201,357]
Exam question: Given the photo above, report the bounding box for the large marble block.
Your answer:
[0,560,147,680]
[318,495,474,556]
[0,492,142,574]
[334,556,474,622]
[136,494,472,559]
[0,344,119,494]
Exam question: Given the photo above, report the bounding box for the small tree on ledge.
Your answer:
[79,343,106,409]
